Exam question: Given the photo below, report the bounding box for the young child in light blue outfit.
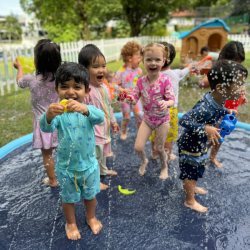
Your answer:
[39,62,104,240]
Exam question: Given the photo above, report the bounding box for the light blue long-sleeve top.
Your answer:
[39,105,104,171]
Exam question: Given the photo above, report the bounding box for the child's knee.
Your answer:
[134,144,144,152]
[155,146,165,155]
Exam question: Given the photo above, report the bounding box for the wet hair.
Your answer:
[219,41,245,62]
[158,41,176,68]
[121,41,141,63]
[78,44,105,68]
[200,46,210,55]
[141,43,170,63]
[34,39,61,81]
[207,59,248,90]
[55,62,90,90]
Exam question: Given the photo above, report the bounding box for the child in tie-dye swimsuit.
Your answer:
[126,43,175,180]
[113,41,143,140]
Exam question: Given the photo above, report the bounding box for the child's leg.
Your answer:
[134,121,152,175]
[151,139,159,159]
[132,100,143,130]
[84,197,103,234]
[209,143,223,167]
[99,156,117,175]
[155,123,170,179]
[41,148,57,187]
[62,202,81,240]
[183,179,208,213]
[165,142,177,161]
[120,102,131,140]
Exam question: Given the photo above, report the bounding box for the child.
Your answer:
[78,44,120,190]
[179,60,247,213]
[106,69,115,84]
[126,43,175,179]
[200,46,210,58]
[103,69,115,100]
[198,41,247,167]
[149,42,191,161]
[14,39,61,187]
[39,62,104,239]
[112,41,143,140]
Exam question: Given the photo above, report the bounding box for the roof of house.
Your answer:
[179,18,230,39]
[171,10,195,17]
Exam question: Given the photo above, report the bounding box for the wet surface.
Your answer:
[1,118,250,250]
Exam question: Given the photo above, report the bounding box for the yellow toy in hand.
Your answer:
[16,56,35,73]
[118,185,136,195]
[60,99,68,112]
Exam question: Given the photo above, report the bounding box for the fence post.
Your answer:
[3,50,10,94]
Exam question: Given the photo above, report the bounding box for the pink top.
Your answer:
[84,82,116,145]
[131,74,175,123]
[17,74,59,120]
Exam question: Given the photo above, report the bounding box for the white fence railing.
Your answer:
[0,36,180,95]
[1,34,250,95]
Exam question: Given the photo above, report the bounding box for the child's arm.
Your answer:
[205,125,221,146]
[39,103,64,133]
[159,78,175,111]
[86,105,104,125]
[13,58,24,82]
[174,68,190,81]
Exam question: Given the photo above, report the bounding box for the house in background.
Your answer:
[166,10,195,34]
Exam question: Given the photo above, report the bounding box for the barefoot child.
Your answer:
[198,41,248,167]
[126,43,175,179]
[112,41,143,140]
[179,60,247,213]
[149,42,191,161]
[39,62,104,239]
[14,39,61,187]
[79,44,120,190]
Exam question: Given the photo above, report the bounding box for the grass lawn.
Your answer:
[0,53,250,148]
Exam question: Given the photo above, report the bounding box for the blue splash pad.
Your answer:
[1,118,250,250]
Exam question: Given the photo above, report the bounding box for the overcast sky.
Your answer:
[1,0,25,16]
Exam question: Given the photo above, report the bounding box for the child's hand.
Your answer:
[228,109,238,115]
[66,99,89,114]
[111,122,120,134]
[240,96,248,107]
[119,87,131,94]
[13,57,22,69]
[159,100,169,111]
[125,95,135,105]
[205,125,221,146]
[46,103,64,123]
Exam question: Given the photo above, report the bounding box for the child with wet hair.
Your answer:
[14,39,61,187]
[39,62,105,239]
[125,43,175,179]
[198,41,248,167]
[112,41,144,140]
[179,60,248,213]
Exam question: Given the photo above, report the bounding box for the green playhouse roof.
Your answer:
[180,18,230,39]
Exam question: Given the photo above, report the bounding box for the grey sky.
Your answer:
[1,0,25,16]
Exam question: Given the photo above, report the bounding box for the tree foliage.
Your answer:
[1,15,22,42]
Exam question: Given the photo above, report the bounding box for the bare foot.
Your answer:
[184,201,208,213]
[120,133,127,140]
[87,217,103,234]
[106,170,117,175]
[151,153,159,159]
[159,166,168,180]
[65,223,81,240]
[210,157,223,168]
[139,159,149,176]
[100,182,109,190]
[195,187,208,194]
[107,152,114,157]
[168,153,177,162]
[43,177,57,187]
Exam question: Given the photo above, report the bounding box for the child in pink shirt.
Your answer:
[126,43,175,180]
[79,44,120,190]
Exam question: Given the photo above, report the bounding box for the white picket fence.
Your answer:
[1,34,250,95]
[0,36,180,96]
